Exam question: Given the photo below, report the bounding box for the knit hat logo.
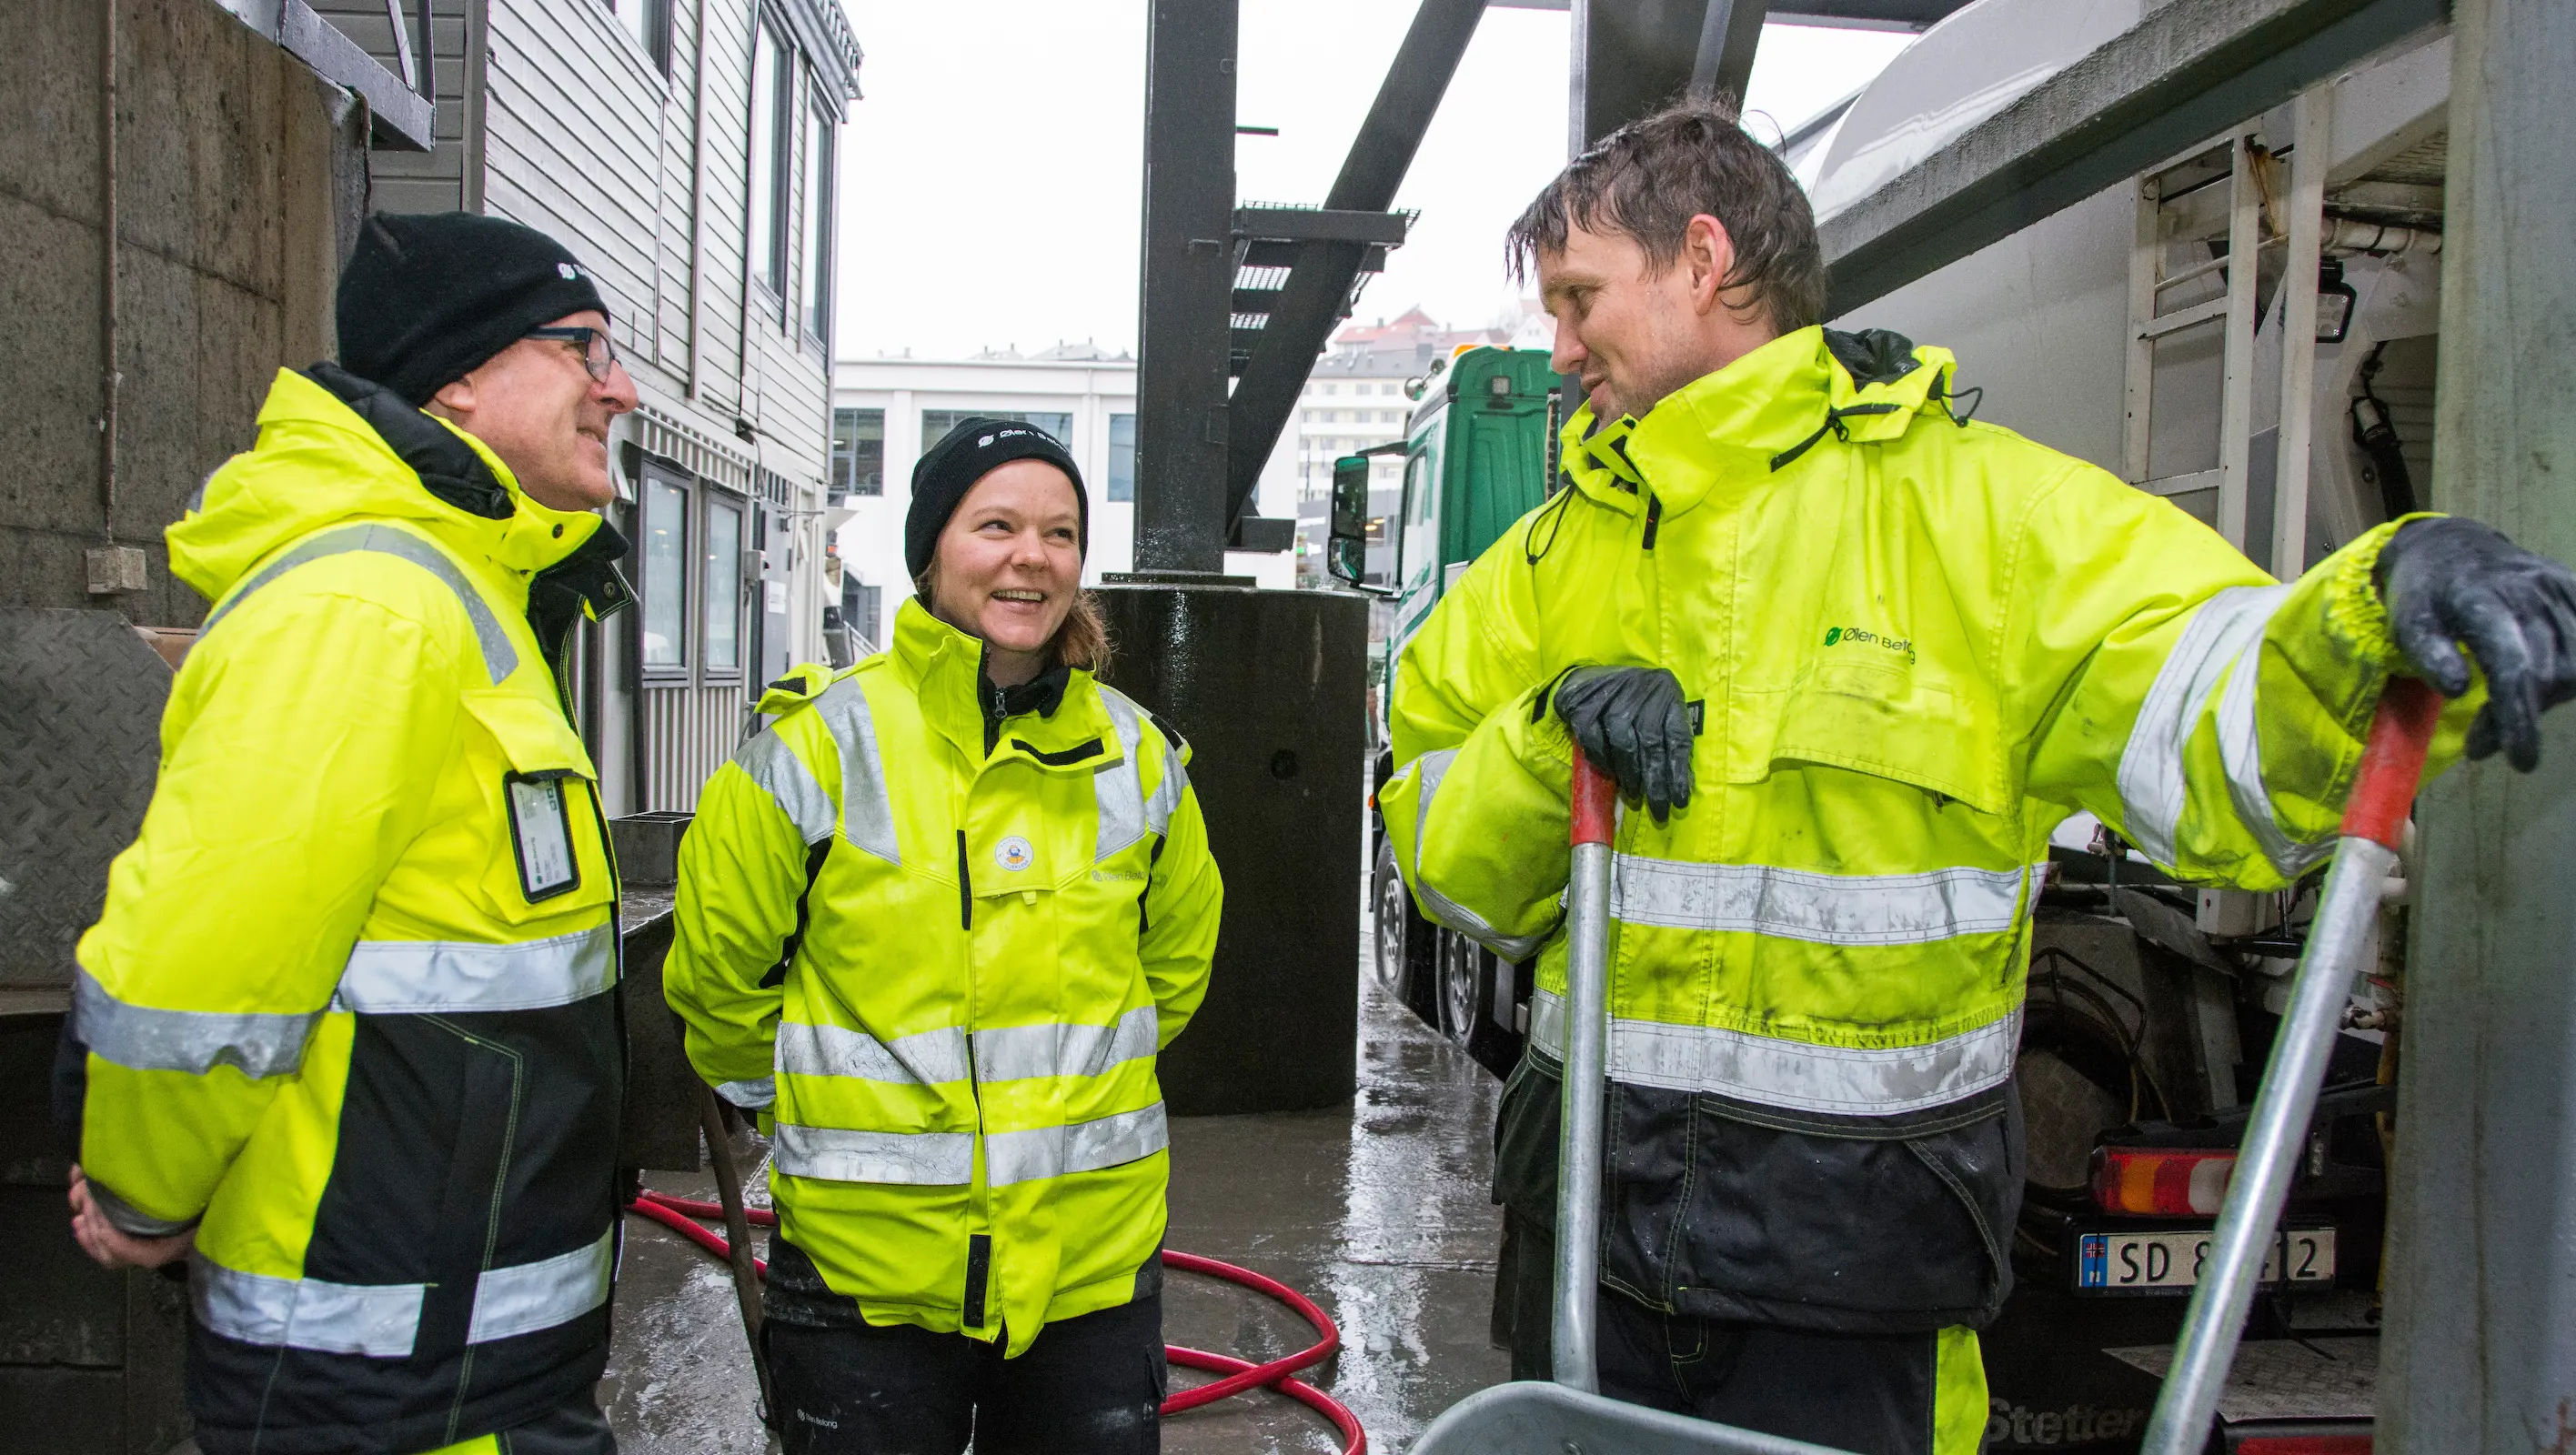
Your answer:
[558,262,581,279]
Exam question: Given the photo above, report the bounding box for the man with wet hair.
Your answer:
[1381,99,2576,1453]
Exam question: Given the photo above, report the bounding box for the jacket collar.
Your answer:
[302,364,610,578]
[889,598,1111,768]
[1557,326,1960,517]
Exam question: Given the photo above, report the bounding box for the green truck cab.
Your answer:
[1328,344,1560,1071]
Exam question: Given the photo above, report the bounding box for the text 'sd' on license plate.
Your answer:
[2075,1228,2335,1293]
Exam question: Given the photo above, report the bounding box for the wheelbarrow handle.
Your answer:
[1553,749,1619,1392]
[2142,676,2441,1455]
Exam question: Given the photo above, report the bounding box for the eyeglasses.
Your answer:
[524,326,622,384]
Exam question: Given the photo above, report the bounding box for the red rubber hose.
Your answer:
[625,1191,1364,1453]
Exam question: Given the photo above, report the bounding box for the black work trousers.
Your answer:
[761,1241,1165,1455]
[1496,1210,1951,1455]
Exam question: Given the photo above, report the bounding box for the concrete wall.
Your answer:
[0,0,365,627]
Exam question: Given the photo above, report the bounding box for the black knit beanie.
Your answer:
[905,417,1090,581]
[337,212,612,406]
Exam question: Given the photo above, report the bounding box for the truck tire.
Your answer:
[1372,837,1436,1013]
[1437,928,1486,1048]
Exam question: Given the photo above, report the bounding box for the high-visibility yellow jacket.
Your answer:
[1381,327,2471,1352]
[74,365,632,1455]
[665,597,1222,1355]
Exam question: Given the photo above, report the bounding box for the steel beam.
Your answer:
[2377,0,2576,1446]
[1574,0,1716,147]
[212,0,437,150]
[1131,0,1239,574]
[1816,0,2445,320]
[1219,0,1487,525]
[1689,0,1768,108]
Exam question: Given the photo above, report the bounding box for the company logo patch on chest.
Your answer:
[995,836,1035,872]
[1824,624,1917,659]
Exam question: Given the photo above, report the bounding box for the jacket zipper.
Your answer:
[954,824,991,1330]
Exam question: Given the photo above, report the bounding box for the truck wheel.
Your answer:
[1437,929,1486,1047]
[1372,838,1434,1006]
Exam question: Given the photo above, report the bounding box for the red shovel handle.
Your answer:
[2341,676,2442,851]
[1572,748,1616,847]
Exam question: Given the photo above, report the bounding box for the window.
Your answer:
[703,496,744,674]
[841,577,883,650]
[748,17,790,297]
[831,407,883,497]
[1107,413,1135,502]
[801,97,833,342]
[641,473,689,668]
[921,410,1073,449]
[609,0,669,73]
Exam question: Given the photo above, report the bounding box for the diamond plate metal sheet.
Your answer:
[0,611,170,990]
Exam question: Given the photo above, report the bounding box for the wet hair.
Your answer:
[1505,97,1828,334]
[913,559,1114,676]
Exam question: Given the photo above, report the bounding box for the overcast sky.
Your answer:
[830,4,1913,360]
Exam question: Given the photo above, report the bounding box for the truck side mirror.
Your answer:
[1327,456,1372,585]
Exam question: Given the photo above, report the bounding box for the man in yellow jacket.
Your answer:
[1381,102,2576,1455]
[62,212,640,1455]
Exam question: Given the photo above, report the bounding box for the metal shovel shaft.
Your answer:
[2140,677,2440,1455]
[1554,750,1619,1392]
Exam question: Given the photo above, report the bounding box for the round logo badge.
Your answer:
[995,836,1034,872]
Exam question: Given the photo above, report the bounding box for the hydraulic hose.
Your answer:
[627,1189,1366,1453]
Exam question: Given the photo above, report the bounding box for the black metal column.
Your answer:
[1132,0,1238,575]
[1573,0,1727,148]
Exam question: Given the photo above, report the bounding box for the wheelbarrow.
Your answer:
[1410,748,1844,1455]
[2139,677,2441,1454]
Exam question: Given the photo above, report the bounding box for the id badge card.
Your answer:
[505,773,581,902]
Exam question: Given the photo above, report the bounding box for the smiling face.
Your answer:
[426,309,638,511]
[926,459,1085,685]
[1537,216,1778,421]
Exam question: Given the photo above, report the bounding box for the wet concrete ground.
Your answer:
[600,978,1510,1453]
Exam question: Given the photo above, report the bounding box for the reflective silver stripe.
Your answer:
[813,677,900,864]
[2216,648,2332,877]
[332,925,616,1013]
[1094,688,1150,859]
[2114,585,2290,865]
[192,1258,426,1358]
[971,1006,1160,1083]
[717,1077,776,1110]
[467,1229,614,1344]
[735,731,835,845]
[1529,989,2022,1117]
[1609,856,2033,945]
[777,1020,970,1085]
[770,1122,975,1184]
[1403,748,1547,961]
[74,970,317,1079]
[200,523,519,686]
[983,1102,1169,1186]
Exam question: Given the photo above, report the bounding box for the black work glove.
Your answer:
[2377,517,2576,771]
[1552,666,1696,822]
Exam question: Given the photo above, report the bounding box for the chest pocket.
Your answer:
[1726,657,2007,815]
[462,689,616,917]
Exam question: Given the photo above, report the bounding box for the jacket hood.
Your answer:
[1559,326,1963,517]
[171,366,606,607]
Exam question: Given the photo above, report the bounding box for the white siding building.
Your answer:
[829,349,1296,654]
[313,0,860,811]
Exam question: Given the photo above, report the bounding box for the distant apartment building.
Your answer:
[312,0,861,811]
[1289,307,1545,586]
[829,344,1296,656]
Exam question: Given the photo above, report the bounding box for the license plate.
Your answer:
[2075,1228,2335,1293]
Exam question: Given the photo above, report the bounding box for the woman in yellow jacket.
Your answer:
[665,418,1221,1454]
